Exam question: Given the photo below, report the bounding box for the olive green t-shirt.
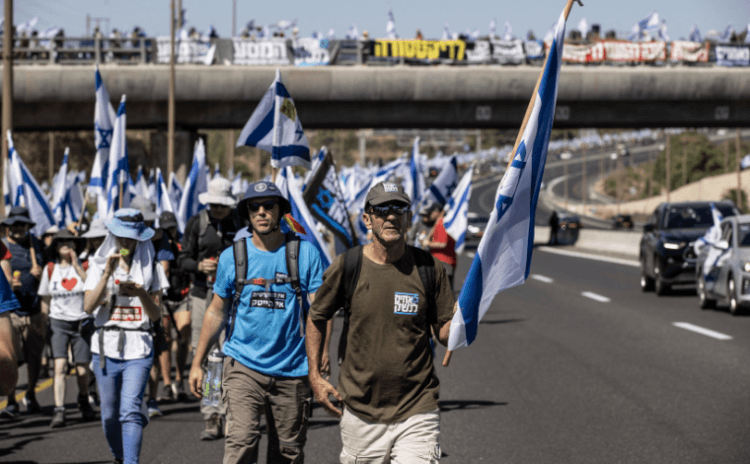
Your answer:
[309,246,455,424]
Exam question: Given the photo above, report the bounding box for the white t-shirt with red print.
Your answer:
[38,263,88,322]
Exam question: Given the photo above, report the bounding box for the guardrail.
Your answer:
[2,36,748,67]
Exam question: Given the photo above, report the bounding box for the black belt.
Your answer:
[96,325,152,370]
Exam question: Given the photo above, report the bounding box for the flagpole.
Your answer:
[507,0,582,171]
[444,0,582,368]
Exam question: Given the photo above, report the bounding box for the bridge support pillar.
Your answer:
[149,129,198,185]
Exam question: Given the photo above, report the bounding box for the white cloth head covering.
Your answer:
[92,232,156,289]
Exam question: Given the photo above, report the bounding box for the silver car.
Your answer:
[697,215,750,315]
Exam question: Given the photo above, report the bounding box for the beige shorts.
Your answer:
[340,407,441,464]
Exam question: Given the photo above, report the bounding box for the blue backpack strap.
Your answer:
[284,232,305,337]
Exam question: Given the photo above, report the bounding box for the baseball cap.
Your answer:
[364,182,411,208]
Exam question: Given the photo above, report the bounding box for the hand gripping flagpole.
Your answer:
[442,0,582,368]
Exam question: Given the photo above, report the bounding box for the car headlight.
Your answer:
[744,262,750,273]
[663,242,684,250]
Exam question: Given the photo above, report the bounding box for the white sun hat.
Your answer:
[198,178,237,207]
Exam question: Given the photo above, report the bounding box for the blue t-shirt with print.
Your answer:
[0,270,20,314]
[214,237,324,377]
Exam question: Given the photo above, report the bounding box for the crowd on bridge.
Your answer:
[4,9,750,67]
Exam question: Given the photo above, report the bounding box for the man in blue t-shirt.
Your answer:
[0,268,21,396]
[189,181,326,464]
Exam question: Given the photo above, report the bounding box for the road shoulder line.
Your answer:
[538,246,639,267]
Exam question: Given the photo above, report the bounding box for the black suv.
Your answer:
[640,201,738,295]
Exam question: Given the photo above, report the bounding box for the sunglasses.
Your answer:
[368,203,409,217]
[247,200,278,213]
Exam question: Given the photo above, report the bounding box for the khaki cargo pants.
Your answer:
[222,356,311,464]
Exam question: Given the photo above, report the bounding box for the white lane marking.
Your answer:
[531,274,554,283]
[539,246,640,268]
[582,291,611,303]
[673,322,732,340]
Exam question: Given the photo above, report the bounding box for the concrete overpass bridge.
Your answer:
[5,64,750,131]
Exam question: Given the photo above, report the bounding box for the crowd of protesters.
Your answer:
[0,176,462,463]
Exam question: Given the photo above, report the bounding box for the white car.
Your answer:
[697,214,750,315]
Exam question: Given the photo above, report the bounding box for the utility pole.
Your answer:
[48,133,55,182]
[737,129,742,210]
[225,130,235,175]
[581,144,587,213]
[232,0,237,37]
[168,0,176,177]
[682,145,687,187]
[665,135,671,203]
[2,0,13,217]
[178,0,183,30]
[725,139,729,173]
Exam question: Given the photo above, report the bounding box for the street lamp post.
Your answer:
[560,152,572,210]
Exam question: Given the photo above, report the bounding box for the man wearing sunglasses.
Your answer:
[189,180,325,464]
[307,181,456,464]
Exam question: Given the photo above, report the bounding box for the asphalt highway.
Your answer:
[4,163,750,463]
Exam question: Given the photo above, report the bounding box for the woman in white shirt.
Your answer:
[83,209,169,464]
[39,229,95,428]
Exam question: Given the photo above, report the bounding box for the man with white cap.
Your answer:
[177,177,243,440]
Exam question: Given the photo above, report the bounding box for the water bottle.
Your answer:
[202,349,224,407]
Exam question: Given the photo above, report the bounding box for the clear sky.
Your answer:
[11,0,750,40]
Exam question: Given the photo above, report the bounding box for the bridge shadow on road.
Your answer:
[479,318,525,325]
[439,400,507,413]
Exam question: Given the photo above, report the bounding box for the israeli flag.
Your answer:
[105,96,130,219]
[403,138,425,220]
[6,131,55,237]
[424,156,458,208]
[443,169,472,255]
[90,65,116,216]
[169,172,184,208]
[134,166,150,200]
[695,203,724,281]
[154,168,175,228]
[176,138,208,233]
[276,167,332,268]
[237,68,311,170]
[502,20,513,41]
[688,24,702,43]
[447,5,567,352]
[386,4,397,39]
[489,18,497,39]
[51,147,81,227]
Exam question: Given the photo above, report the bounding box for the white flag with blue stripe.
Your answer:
[443,169,472,255]
[176,139,208,233]
[7,131,55,237]
[169,172,184,208]
[276,167,333,268]
[154,168,175,228]
[404,137,426,218]
[134,166,151,200]
[447,5,568,351]
[237,68,311,170]
[105,96,130,219]
[423,156,458,208]
[90,65,116,217]
[51,147,81,227]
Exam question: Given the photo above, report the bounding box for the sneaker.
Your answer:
[0,402,19,420]
[172,380,188,402]
[146,399,163,418]
[113,459,123,464]
[22,392,41,414]
[157,383,174,403]
[78,394,97,421]
[50,407,66,428]
[200,414,223,441]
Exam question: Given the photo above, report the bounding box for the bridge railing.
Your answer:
[2,36,748,67]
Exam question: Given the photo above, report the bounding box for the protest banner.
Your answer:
[670,41,709,62]
[157,37,216,65]
[490,39,525,64]
[369,39,468,61]
[233,38,290,65]
[293,38,331,66]
[716,44,750,67]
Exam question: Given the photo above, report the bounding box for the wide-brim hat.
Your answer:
[51,228,87,255]
[105,208,155,242]
[199,178,237,207]
[365,181,411,208]
[130,195,157,222]
[82,219,108,239]
[238,180,291,216]
[1,206,36,228]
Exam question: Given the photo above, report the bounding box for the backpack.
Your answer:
[337,245,436,365]
[225,232,304,343]
[197,209,243,250]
